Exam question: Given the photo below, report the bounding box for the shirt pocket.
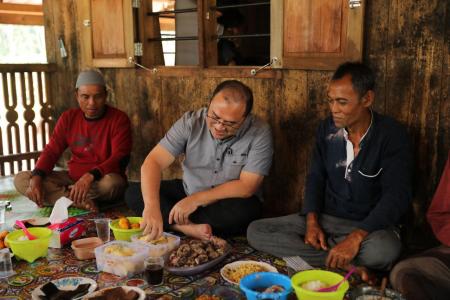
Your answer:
[355,167,383,202]
[222,154,247,180]
[357,168,383,178]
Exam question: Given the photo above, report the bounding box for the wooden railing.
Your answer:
[0,63,56,176]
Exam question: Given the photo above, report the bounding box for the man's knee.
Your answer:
[124,182,144,214]
[389,259,412,289]
[356,229,402,270]
[13,171,32,195]
[247,219,271,247]
[97,174,127,200]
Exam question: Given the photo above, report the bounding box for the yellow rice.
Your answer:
[224,263,268,283]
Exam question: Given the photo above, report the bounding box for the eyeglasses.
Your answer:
[206,114,243,130]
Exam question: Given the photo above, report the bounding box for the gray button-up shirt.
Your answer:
[159,108,273,198]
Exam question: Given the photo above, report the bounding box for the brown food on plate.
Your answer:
[88,287,139,300]
[168,237,227,268]
[39,282,91,300]
[196,295,222,300]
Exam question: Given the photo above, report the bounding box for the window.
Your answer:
[0,0,53,176]
[144,0,270,67]
[79,0,364,71]
[0,0,46,63]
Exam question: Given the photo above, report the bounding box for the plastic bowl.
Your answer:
[109,217,143,241]
[71,237,103,260]
[5,227,52,263]
[291,270,349,300]
[240,272,293,300]
[131,232,180,259]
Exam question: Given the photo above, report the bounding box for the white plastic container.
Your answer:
[94,241,149,277]
[131,232,180,259]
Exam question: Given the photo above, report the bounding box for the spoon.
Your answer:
[317,266,356,292]
[15,220,37,240]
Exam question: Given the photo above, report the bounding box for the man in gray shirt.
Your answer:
[126,80,273,240]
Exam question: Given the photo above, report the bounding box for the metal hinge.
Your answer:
[134,42,143,56]
[349,0,362,9]
[132,0,141,8]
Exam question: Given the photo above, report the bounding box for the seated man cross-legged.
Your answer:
[14,70,132,212]
[247,62,413,282]
[126,80,273,240]
[390,151,450,300]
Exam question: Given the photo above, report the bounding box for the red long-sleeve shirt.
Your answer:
[35,106,132,181]
[426,151,450,246]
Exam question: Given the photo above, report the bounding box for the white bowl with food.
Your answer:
[220,260,278,285]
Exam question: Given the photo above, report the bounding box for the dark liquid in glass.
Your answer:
[144,264,163,285]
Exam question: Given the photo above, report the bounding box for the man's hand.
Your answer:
[26,176,44,207]
[326,229,368,269]
[305,213,328,250]
[141,207,163,240]
[69,173,94,205]
[168,195,200,225]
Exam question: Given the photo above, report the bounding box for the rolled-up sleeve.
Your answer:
[159,111,193,157]
[242,125,273,176]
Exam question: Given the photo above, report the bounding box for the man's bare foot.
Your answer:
[347,265,377,285]
[173,223,212,240]
[72,198,98,213]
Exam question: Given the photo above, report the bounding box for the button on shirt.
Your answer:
[159,108,273,198]
[302,111,413,232]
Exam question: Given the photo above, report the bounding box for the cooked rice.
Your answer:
[224,263,268,283]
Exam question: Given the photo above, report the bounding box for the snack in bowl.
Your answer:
[104,244,135,256]
[109,217,143,241]
[220,261,278,285]
[131,232,180,258]
[301,280,329,291]
[94,241,149,277]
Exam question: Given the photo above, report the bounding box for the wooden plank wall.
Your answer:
[43,0,449,246]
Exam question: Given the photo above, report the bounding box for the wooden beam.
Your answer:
[0,3,43,25]
[0,63,56,72]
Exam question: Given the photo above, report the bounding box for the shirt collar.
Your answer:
[343,109,373,146]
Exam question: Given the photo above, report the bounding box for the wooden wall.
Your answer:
[43,0,449,247]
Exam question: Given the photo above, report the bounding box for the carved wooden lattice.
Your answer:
[0,64,55,176]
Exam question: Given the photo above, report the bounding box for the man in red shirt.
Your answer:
[390,151,450,299]
[14,70,132,212]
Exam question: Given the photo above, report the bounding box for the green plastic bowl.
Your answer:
[291,270,349,300]
[109,217,143,241]
[5,227,52,263]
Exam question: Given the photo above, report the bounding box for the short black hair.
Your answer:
[332,62,375,98]
[211,80,253,116]
[217,8,244,29]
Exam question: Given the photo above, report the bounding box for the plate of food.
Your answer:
[31,276,97,300]
[165,236,231,276]
[82,286,146,300]
[220,260,278,285]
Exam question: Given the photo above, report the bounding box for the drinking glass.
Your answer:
[94,218,111,243]
[144,256,164,285]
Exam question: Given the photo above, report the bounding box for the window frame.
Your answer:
[0,1,44,25]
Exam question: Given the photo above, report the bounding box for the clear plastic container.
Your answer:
[131,232,180,259]
[94,241,149,277]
